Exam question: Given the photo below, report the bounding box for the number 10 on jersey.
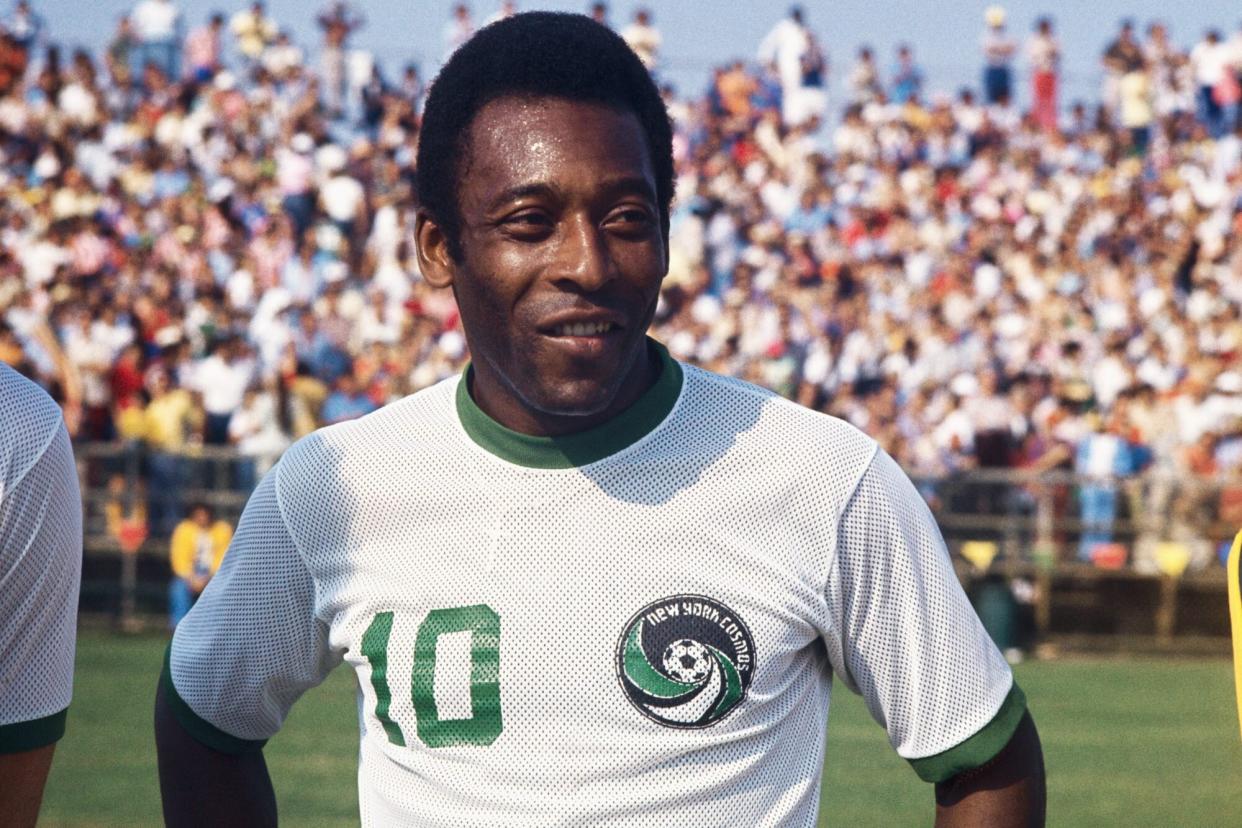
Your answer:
[360,605,502,748]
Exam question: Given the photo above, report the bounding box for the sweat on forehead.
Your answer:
[456,95,646,183]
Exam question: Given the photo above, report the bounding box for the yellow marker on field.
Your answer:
[1229,529,1242,742]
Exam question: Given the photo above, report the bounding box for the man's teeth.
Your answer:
[553,322,614,336]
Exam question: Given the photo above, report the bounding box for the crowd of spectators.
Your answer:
[1,2,1240,567]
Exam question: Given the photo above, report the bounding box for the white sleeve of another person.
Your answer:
[167,461,340,749]
[0,418,82,746]
[823,445,1016,772]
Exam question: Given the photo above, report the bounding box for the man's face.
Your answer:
[417,96,667,427]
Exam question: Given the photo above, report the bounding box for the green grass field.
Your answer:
[39,632,1242,826]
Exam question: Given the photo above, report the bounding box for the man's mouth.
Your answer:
[548,321,617,337]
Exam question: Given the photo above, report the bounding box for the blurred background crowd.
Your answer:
[1,1,1240,580]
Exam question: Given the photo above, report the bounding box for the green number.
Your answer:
[361,605,503,748]
[360,611,405,746]
[413,605,503,747]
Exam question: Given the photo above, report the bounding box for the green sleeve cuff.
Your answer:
[0,708,67,753]
[162,644,268,755]
[908,683,1028,783]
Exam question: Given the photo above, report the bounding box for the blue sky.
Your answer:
[34,0,1242,107]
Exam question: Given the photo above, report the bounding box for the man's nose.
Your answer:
[550,213,614,292]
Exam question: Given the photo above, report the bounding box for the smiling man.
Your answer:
[155,13,1044,827]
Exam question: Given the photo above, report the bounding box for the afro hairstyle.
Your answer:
[416,11,674,260]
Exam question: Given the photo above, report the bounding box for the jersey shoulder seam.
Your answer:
[819,440,882,618]
[269,457,326,619]
[1,415,67,509]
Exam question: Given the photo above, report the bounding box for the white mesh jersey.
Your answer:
[0,363,82,753]
[168,344,1023,826]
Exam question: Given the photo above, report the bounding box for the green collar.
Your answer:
[455,340,683,469]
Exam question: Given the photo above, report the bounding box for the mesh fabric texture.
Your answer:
[0,364,82,734]
[171,362,1012,826]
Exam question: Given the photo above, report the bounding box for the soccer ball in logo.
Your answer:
[662,639,711,683]
[617,595,757,729]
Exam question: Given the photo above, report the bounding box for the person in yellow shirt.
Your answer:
[144,371,201,453]
[144,369,204,535]
[168,503,231,629]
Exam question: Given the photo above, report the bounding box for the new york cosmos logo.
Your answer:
[615,595,756,728]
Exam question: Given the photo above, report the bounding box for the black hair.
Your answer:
[416,12,673,260]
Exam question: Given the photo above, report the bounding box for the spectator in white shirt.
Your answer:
[980,6,1016,106]
[758,6,811,126]
[193,337,255,445]
[228,382,289,489]
[130,0,181,81]
[622,8,660,72]
[443,3,473,60]
[1190,29,1233,137]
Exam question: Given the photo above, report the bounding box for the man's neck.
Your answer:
[469,344,659,438]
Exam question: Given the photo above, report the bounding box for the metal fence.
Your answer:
[74,442,1241,630]
[907,468,1240,573]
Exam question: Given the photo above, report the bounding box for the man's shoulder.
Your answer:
[676,363,877,473]
[0,364,66,493]
[275,376,461,496]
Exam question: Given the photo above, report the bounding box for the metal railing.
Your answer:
[907,468,1239,573]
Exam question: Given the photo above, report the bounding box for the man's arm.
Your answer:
[154,680,276,827]
[153,458,339,826]
[0,746,56,828]
[823,445,1043,825]
[935,710,1045,827]
[0,389,82,828]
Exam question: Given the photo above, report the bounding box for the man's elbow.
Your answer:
[934,711,1046,827]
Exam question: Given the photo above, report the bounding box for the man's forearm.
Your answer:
[934,711,1046,827]
[154,680,278,827]
[0,744,56,828]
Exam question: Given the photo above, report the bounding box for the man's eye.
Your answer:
[504,212,551,230]
[609,208,654,227]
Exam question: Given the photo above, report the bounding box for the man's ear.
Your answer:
[414,210,456,290]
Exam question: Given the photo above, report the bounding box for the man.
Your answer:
[980,5,1016,106]
[1027,17,1060,132]
[588,1,607,27]
[3,0,41,81]
[0,364,83,827]
[129,0,181,81]
[442,2,473,59]
[319,361,376,418]
[1102,20,1144,121]
[1190,29,1233,138]
[891,42,924,104]
[167,503,232,628]
[621,7,660,72]
[4,0,41,52]
[317,1,364,119]
[229,1,277,71]
[192,336,255,446]
[183,11,223,82]
[141,367,202,535]
[156,13,1045,826]
[758,5,812,126]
